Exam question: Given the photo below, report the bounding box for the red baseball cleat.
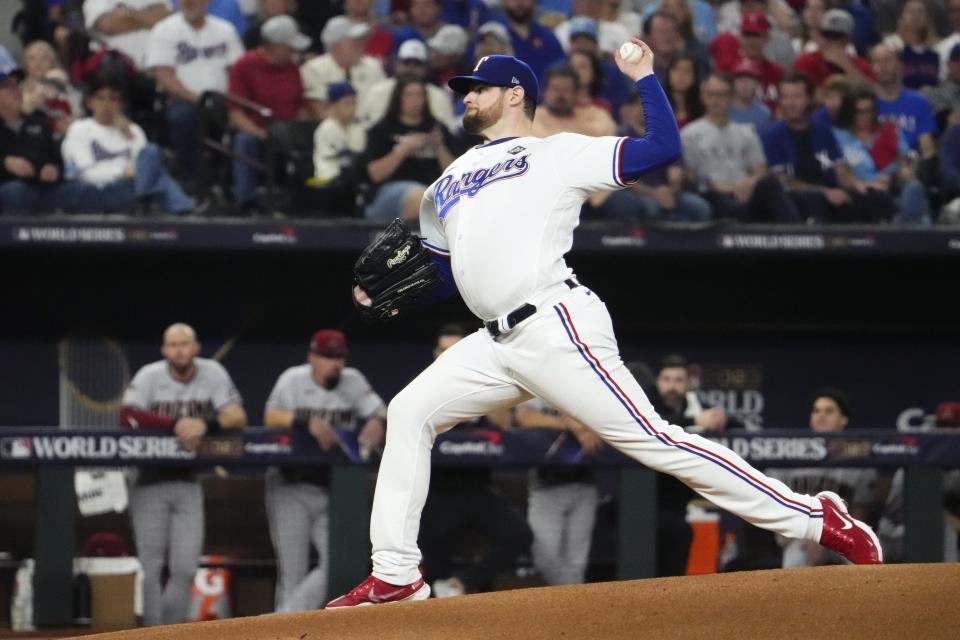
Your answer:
[817,491,883,564]
[325,575,431,608]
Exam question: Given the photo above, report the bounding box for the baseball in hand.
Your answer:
[619,41,644,64]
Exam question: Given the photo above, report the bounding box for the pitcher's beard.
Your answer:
[463,99,504,136]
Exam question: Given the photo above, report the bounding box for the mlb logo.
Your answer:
[1,437,32,459]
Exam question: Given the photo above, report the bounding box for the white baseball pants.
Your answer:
[371,286,824,585]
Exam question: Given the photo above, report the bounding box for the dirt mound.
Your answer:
[81,564,959,640]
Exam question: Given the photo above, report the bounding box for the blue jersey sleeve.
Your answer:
[617,75,682,182]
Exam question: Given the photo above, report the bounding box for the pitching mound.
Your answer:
[83,564,958,640]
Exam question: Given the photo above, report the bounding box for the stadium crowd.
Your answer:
[0,0,959,222]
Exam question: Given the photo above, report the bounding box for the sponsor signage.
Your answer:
[1,429,952,468]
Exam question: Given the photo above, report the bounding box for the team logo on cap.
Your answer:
[474,56,489,71]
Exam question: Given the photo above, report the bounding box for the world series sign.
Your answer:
[0,428,956,468]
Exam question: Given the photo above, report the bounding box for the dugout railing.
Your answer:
[1,427,954,626]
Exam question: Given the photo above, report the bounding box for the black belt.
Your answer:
[485,278,579,338]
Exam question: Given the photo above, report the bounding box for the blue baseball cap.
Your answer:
[0,62,24,83]
[448,55,539,103]
[327,81,356,102]
[568,16,599,41]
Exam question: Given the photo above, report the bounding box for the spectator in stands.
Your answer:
[730,58,772,129]
[421,323,533,598]
[793,9,874,88]
[638,0,718,44]
[427,24,469,87]
[313,82,365,185]
[358,40,455,130]
[554,0,632,57]
[62,77,195,214]
[498,0,567,84]
[346,0,394,62]
[119,323,247,626]
[84,0,173,69]
[922,43,960,125]
[769,390,879,568]
[833,87,931,224]
[562,15,600,56]
[883,0,942,90]
[263,329,386,611]
[813,74,855,127]
[228,15,310,212]
[442,0,491,32]
[146,0,244,181]
[761,73,887,223]
[393,0,446,51]
[941,123,960,214]
[618,95,713,221]
[171,0,247,37]
[533,64,616,138]
[938,0,960,79]
[664,53,704,128]
[659,0,712,75]
[682,73,800,222]
[715,0,796,69]
[363,79,456,222]
[709,11,783,109]
[602,0,644,41]
[20,40,81,138]
[243,0,298,50]
[302,16,385,121]
[839,0,881,56]
[569,49,612,114]
[516,397,602,586]
[0,65,95,215]
[474,21,514,60]
[794,0,828,54]
[871,42,939,158]
[643,12,683,82]
[562,17,635,117]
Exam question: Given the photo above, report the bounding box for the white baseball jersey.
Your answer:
[84,0,173,68]
[146,12,244,95]
[313,118,366,182]
[265,365,385,431]
[123,357,242,418]
[420,134,633,321]
[62,118,147,187]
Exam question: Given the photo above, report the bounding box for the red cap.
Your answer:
[733,57,763,79]
[741,11,770,35]
[310,329,348,357]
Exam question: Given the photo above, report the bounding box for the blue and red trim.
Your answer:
[553,301,822,519]
[611,137,640,187]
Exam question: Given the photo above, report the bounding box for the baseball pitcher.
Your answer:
[329,42,882,607]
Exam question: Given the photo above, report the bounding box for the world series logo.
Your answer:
[0,437,32,459]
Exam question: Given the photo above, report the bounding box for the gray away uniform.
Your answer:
[264,364,384,611]
[122,358,242,626]
[768,466,878,567]
[523,397,599,586]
